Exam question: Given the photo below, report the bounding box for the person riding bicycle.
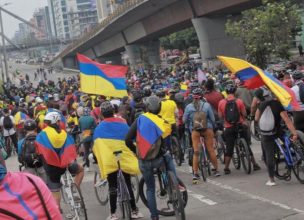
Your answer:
[35,111,84,208]
[291,71,304,132]
[0,164,62,219]
[183,88,220,182]
[255,92,297,186]
[18,119,46,182]
[125,96,182,220]
[0,107,18,156]
[218,83,260,174]
[93,101,143,220]
[79,107,96,171]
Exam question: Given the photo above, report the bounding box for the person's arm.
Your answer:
[254,109,261,122]
[280,111,297,141]
[250,97,259,117]
[207,104,215,127]
[218,102,223,119]
[182,105,189,125]
[125,119,137,154]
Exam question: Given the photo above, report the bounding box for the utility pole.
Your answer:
[0,8,8,82]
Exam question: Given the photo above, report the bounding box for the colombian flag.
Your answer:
[180,83,188,93]
[93,117,139,179]
[136,112,171,159]
[77,53,128,98]
[218,56,300,111]
[35,127,77,168]
[14,111,29,128]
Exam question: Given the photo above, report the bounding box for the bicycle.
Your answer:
[170,134,183,166]
[4,135,14,157]
[60,168,88,220]
[274,130,304,184]
[93,162,140,206]
[214,130,225,164]
[139,156,187,219]
[231,124,252,174]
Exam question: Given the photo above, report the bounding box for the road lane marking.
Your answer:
[187,189,218,206]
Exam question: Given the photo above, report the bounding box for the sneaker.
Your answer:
[253,164,261,171]
[213,170,221,177]
[192,173,200,181]
[131,210,144,219]
[107,213,118,220]
[266,180,276,186]
[224,168,231,175]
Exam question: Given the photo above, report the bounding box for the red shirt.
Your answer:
[218,95,246,128]
[204,90,224,111]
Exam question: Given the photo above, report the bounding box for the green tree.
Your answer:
[160,27,199,51]
[226,0,302,68]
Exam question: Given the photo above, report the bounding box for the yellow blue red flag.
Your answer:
[217,56,300,111]
[77,53,128,98]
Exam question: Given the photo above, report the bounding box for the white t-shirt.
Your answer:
[291,82,304,111]
[0,115,16,136]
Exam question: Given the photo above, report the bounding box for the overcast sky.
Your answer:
[1,0,47,38]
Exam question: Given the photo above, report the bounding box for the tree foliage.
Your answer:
[160,27,199,51]
[226,0,302,68]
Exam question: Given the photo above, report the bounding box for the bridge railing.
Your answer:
[53,0,145,63]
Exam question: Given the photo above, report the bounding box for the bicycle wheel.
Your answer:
[131,175,140,203]
[199,150,210,182]
[172,136,182,166]
[238,138,251,174]
[139,175,188,216]
[168,171,185,220]
[250,120,261,141]
[274,151,291,181]
[292,131,304,184]
[215,132,225,164]
[60,173,69,204]
[121,201,131,220]
[70,183,88,220]
[93,171,108,205]
[232,145,241,170]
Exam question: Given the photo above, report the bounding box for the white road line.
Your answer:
[177,167,304,213]
[187,189,218,206]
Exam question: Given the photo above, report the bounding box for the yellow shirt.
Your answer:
[159,99,177,124]
[67,115,79,126]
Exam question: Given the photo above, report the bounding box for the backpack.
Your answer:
[224,99,240,125]
[192,102,207,131]
[3,116,13,130]
[19,135,41,167]
[259,104,276,136]
[298,83,304,103]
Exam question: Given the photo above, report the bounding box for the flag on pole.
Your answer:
[197,68,207,83]
[77,53,128,98]
[217,56,300,111]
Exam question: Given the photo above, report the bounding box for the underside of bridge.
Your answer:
[58,0,262,69]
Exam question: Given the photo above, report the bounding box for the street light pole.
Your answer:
[0,8,8,82]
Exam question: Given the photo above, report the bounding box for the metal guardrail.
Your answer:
[53,0,145,63]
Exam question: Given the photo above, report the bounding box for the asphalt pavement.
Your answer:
[4,63,304,220]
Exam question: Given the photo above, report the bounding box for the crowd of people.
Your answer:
[0,59,304,219]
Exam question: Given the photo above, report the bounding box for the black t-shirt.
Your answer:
[258,99,285,130]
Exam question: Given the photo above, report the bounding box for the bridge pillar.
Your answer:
[145,40,161,66]
[192,17,245,62]
[125,44,142,70]
[63,56,77,69]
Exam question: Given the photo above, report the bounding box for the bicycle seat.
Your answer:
[113,150,123,156]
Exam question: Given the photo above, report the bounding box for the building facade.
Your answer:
[96,0,125,22]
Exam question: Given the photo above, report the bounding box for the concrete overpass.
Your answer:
[54,0,262,69]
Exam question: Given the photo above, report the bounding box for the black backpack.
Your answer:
[224,99,240,125]
[19,134,41,168]
[298,83,304,104]
[3,116,13,130]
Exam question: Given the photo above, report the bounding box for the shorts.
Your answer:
[44,161,80,192]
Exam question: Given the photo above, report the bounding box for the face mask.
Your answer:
[0,164,7,182]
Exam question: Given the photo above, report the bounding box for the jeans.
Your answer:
[261,135,276,178]
[138,153,177,219]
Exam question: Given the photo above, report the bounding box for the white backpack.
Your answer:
[259,105,276,136]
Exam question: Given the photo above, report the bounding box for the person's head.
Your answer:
[205,78,215,91]
[100,101,114,118]
[192,88,203,100]
[143,86,152,97]
[225,83,237,95]
[2,108,9,115]
[292,71,303,81]
[156,89,166,98]
[44,112,61,129]
[145,96,161,115]
[24,119,37,133]
[132,90,142,102]
[174,93,184,104]
[83,107,91,116]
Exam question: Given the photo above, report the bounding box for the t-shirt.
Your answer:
[258,99,285,130]
[218,96,246,128]
[204,90,224,113]
[159,99,177,124]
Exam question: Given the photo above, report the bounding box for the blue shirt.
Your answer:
[183,100,215,131]
[17,138,25,156]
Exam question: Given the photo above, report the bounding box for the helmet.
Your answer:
[24,119,36,131]
[225,84,237,94]
[35,97,43,103]
[44,112,61,124]
[175,93,184,103]
[192,88,203,96]
[156,89,166,98]
[292,71,303,80]
[100,101,114,115]
[145,96,161,114]
[83,107,91,116]
[143,86,152,97]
